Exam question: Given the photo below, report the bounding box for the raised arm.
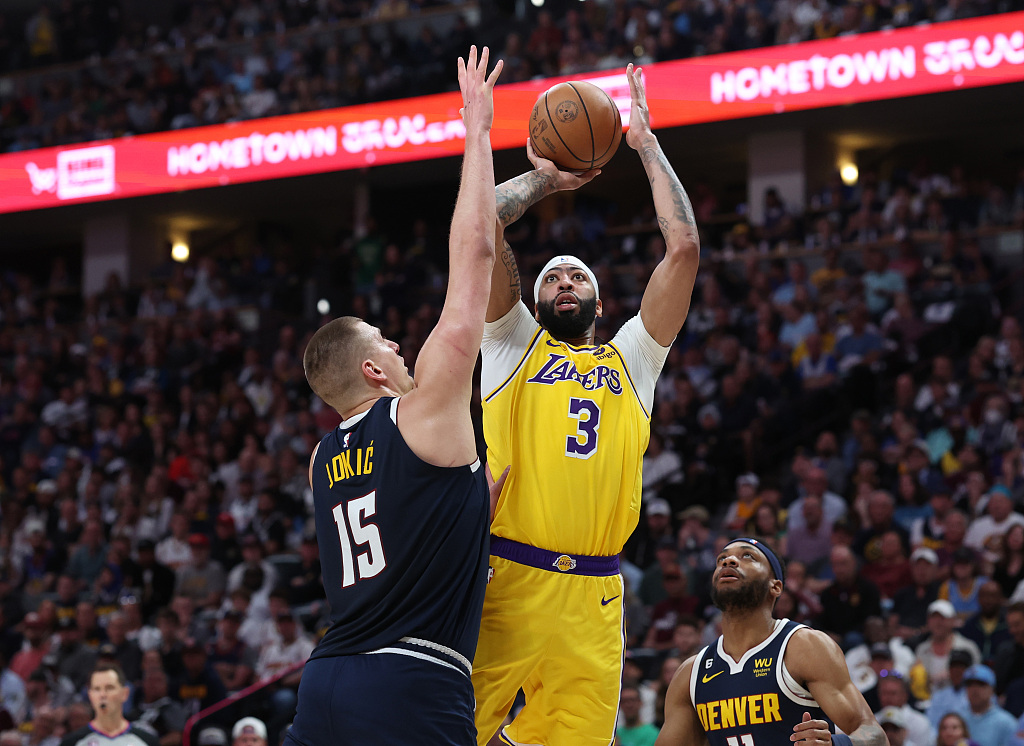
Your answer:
[786,628,887,746]
[487,141,601,321]
[656,657,710,746]
[399,46,502,465]
[627,64,701,346]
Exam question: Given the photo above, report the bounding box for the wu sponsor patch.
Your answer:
[752,657,772,678]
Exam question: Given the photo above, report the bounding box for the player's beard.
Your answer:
[536,295,598,340]
[710,575,772,613]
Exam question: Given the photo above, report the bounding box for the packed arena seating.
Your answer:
[0,144,1022,741]
[3,1,1024,743]
[3,0,1024,151]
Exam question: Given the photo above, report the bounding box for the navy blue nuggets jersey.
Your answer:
[691,619,836,746]
[309,396,490,665]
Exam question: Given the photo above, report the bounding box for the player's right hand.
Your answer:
[458,45,503,132]
[525,138,601,191]
[791,711,832,744]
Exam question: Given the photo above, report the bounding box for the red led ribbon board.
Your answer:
[1,12,1022,214]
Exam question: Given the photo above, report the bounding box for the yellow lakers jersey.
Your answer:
[482,304,666,556]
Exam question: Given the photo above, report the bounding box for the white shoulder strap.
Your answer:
[689,644,710,706]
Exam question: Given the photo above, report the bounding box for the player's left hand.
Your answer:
[791,712,832,744]
[486,463,510,523]
[625,62,653,150]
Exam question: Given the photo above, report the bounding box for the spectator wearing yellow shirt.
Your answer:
[811,247,848,297]
[723,473,762,532]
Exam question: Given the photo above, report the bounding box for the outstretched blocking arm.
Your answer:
[486,142,600,322]
[656,657,710,746]
[400,46,502,465]
[627,64,701,347]
[786,629,887,746]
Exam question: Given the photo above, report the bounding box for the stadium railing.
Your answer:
[182,660,306,746]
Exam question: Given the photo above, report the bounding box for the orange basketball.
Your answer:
[529,81,622,172]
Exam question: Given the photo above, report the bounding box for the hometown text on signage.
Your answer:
[5,13,1024,216]
[167,126,338,176]
[711,28,1023,103]
[164,113,467,177]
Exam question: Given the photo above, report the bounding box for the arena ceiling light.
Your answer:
[171,240,190,262]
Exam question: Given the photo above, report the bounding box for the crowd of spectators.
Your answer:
[608,160,1024,743]
[0,46,1023,743]
[1,2,1023,746]
[496,0,1024,83]
[3,0,1024,152]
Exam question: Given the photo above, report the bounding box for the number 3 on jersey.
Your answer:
[332,491,387,587]
[566,397,600,459]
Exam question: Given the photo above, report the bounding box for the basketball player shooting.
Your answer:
[656,539,886,746]
[472,65,700,745]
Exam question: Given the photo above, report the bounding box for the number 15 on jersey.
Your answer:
[332,491,387,587]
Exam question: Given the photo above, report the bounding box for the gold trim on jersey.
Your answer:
[482,323,649,555]
[605,339,650,420]
[485,328,651,422]
[484,327,545,403]
[546,338,604,352]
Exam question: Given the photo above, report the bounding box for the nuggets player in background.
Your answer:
[657,539,886,746]
[287,47,504,746]
[472,64,700,746]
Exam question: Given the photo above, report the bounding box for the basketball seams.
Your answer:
[566,82,596,169]
[542,89,588,168]
[591,89,621,164]
[533,82,621,171]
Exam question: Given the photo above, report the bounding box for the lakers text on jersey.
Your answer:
[483,327,651,555]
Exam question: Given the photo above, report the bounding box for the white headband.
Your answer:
[533,255,600,301]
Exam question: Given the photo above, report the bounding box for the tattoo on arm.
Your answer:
[639,143,696,242]
[851,726,889,746]
[496,171,555,227]
[500,240,521,302]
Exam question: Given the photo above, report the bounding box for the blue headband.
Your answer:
[724,537,785,586]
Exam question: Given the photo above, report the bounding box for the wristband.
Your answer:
[831,735,853,746]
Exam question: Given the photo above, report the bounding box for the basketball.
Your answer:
[529,81,622,172]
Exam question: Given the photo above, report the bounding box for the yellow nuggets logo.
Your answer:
[553,555,577,572]
[696,693,782,732]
